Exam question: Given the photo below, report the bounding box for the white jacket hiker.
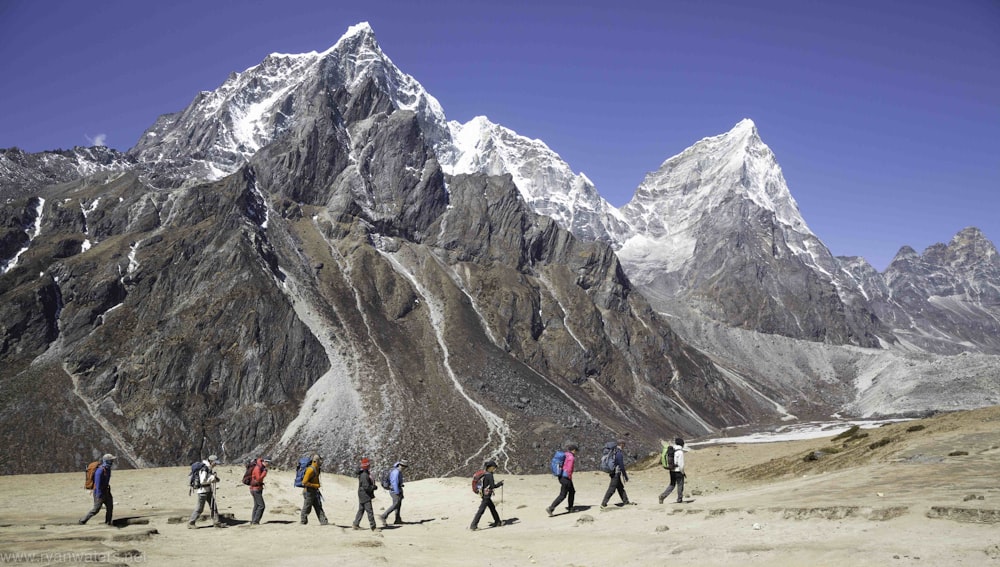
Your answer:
[659,438,688,504]
[194,460,219,494]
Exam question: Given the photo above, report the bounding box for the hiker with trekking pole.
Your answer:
[188,455,222,529]
[299,454,329,525]
[469,460,504,531]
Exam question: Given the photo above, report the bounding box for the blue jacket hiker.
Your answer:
[79,454,116,525]
[379,459,408,526]
[601,439,634,508]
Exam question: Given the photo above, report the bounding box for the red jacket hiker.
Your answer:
[249,457,271,525]
[250,458,268,492]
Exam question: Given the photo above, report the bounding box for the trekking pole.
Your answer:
[500,484,504,520]
[210,478,220,525]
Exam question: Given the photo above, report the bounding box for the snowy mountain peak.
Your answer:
[440,115,627,243]
[728,117,758,138]
[336,21,376,44]
[621,120,811,244]
[129,22,448,184]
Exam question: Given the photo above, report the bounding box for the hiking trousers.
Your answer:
[601,472,629,506]
[471,495,500,528]
[250,490,265,524]
[354,500,376,529]
[381,492,403,523]
[301,490,328,525]
[660,471,685,502]
[549,476,575,511]
[189,492,217,524]
[80,491,113,524]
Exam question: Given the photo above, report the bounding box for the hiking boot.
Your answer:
[489,521,502,528]
[78,519,86,525]
[545,507,554,517]
[600,504,607,509]
[371,526,379,532]
[352,524,361,530]
[676,499,683,504]
[187,522,196,529]
[392,519,403,525]
[469,525,478,531]
[320,520,329,526]
[658,494,665,504]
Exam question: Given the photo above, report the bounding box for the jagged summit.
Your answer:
[129,21,448,186]
[330,21,376,48]
[441,114,629,244]
[614,120,883,346]
[622,119,808,234]
[3,23,998,477]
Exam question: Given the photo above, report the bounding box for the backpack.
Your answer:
[471,469,486,495]
[189,461,207,490]
[241,459,256,486]
[550,450,566,476]
[378,468,392,490]
[293,456,312,488]
[84,461,100,490]
[600,441,618,474]
[661,445,677,470]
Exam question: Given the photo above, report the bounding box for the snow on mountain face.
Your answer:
[124,21,626,246]
[129,22,449,184]
[440,116,628,243]
[618,119,815,272]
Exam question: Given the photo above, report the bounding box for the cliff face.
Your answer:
[0,47,763,476]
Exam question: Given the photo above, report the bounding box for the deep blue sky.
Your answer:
[2,0,997,270]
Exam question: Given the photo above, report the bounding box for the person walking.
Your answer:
[79,454,116,525]
[546,443,578,516]
[600,439,633,508]
[248,456,271,525]
[469,460,504,531]
[188,455,221,528]
[379,460,408,527]
[300,454,329,525]
[352,458,379,531]
[659,438,687,504]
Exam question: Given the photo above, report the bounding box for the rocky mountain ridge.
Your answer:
[2,22,997,476]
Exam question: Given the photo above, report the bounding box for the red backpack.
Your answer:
[471,469,486,495]
[241,460,257,486]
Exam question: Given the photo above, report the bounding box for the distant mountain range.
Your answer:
[2,22,997,475]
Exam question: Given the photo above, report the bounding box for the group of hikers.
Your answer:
[173,453,410,530]
[544,437,689,519]
[78,438,690,531]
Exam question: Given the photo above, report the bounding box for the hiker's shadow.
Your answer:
[110,516,150,528]
[572,505,593,512]
[501,517,520,526]
[386,518,435,528]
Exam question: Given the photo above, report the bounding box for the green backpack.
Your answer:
[660,445,676,470]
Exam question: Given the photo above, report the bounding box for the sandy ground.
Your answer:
[1,407,999,566]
